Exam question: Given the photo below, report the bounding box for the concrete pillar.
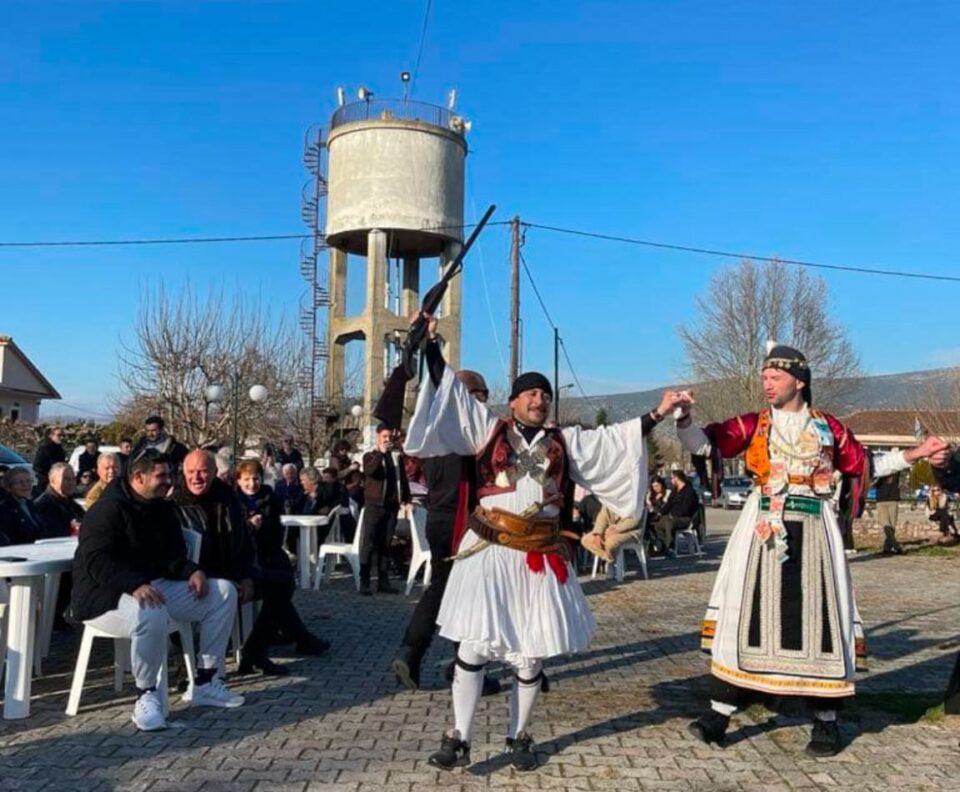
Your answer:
[329,247,348,319]
[325,247,349,405]
[438,241,463,370]
[400,256,420,319]
[362,230,388,427]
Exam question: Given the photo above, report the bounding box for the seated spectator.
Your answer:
[277,436,305,470]
[233,459,330,673]
[215,447,235,487]
[34,462,84,538]
[653,470,700,555]
[76,470,96,497]
[580,504,641,563]
[274,463,304,513]
[71,449,244,731]
[0,467,46,545]
[259,443,281,488]
[927,486,959,540]
[84,452,121,509]
[117,437,133,475]
[644,477,670,538]
[132,415,188,472]
[77,439,100,480]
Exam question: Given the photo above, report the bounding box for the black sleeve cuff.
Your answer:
[425,339,446,387]
[641,412,658,436]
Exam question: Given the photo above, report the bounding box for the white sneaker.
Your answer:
[183,676,245,708]
[132,690,167,731]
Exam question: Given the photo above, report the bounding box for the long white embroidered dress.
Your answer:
[404,365,647,669]
[679,406,910,698]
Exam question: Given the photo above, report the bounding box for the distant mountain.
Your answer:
[555,368,960,423]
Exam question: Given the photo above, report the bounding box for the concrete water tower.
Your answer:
[324,87,469,429]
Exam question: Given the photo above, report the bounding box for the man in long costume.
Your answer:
[676,344,945,756]
[404,319,678,770]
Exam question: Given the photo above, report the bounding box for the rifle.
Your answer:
[402,204,497,371]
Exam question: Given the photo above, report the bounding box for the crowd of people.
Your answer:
[2,331,960,767]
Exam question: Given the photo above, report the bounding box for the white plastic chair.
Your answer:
[404,506,432,596]
[315,508,364,590]
[673,527,704,558]
[591,534,649,582]
[65,529,201,717]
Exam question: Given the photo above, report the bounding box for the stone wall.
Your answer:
[853,510,945,548]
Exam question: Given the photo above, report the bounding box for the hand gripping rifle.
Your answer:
[402,203,497,376]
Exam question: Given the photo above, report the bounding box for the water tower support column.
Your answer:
[362,229,389,435]
[437,240,462,369]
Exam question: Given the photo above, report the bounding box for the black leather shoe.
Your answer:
[505,731,538,771]
[688,711,729,745]
[391,646,421,691]
[238,655,290,677]
[428,731,470,770]
[806,718,842,757]
[295,635,331,656]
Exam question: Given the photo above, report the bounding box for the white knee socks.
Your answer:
[508,660,543,738]
[452,645,488,742]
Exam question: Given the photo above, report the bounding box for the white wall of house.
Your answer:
[0,394,40,423]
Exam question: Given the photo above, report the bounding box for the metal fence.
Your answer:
[330,99,456,130]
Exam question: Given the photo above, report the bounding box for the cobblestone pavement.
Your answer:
[2,510,959,791]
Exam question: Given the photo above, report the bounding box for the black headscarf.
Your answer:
[763,344,812,404]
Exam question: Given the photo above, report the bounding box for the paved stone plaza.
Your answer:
[2,510,959,791]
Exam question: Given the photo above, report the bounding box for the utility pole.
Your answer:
[509,216,520,382]
[553,327,560,423]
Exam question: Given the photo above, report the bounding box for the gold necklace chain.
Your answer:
[768,415,821,462]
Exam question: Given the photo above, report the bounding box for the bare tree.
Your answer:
[677,260,861,420]
[117,285,304,452]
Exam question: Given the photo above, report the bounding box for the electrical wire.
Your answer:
[410,0,434,97]
[521,221,960,284]
[0,222,511,249]
[519,250,598,408]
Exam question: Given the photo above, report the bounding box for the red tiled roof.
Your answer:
[841,409,960,437]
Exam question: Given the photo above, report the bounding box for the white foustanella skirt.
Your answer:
[436,529,596,670]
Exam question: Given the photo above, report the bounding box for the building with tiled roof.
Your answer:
[841,409,960,449]
[0,336,61,423]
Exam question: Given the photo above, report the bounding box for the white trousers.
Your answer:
[87,577,237,690]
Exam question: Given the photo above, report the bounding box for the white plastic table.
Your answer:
[0,538,77,719]
[280,515,330,589]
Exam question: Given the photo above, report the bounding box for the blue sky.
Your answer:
[1,1,957,418]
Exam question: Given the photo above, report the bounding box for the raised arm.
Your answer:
[403,338,497,458]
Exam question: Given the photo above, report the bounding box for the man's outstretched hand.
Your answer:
[905,435,950,464]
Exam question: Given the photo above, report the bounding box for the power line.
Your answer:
[411,0,434,96]
[0,233,310,248]
[519,251,556,329]
[521,221,960,284]
[0,222,511,249]
[519,250,598,408]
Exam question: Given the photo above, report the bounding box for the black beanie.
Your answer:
[510,372,553,401]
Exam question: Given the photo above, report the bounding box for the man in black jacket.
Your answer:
[71,449,243,732]
[172,449,258,604]
[359,424,410,595]
[132,416,188,473]
[32,426,66,496]
[654,469,700,555]
[390,370,496,691]
[33,462,84,538]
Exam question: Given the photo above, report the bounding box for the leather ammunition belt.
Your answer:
[468,506,573,559]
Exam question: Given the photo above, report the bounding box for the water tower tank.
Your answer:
[325,100,467,257]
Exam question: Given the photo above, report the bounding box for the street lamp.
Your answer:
[206,379,269,462]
